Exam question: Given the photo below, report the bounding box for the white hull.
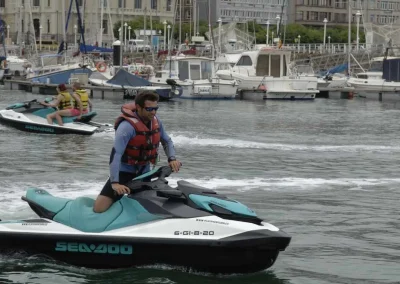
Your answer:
[0,215,279,238]
[348,76,400,93]
[0,110,98,134]
[152,79,237,99]
[355,91,400,101]
[232,75,318,100]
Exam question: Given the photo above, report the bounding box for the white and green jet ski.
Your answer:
[0,99,100,135]
[0,166,291,274]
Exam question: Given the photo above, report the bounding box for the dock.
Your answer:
[3,79,135,100]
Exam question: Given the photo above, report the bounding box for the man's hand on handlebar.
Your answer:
[169,160,182,173]
[111,183,131,195]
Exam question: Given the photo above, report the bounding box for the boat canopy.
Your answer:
[106,69,151,87]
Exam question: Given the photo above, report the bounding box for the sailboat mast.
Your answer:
[144,5,147,46]
[106,2,114,40]
[82,0,86,32]
[99,0,104,46]
[189,0,191,41]
[150,3,154,64]
[179,0,182,44]
[208,0,214,59]
[27,0,39,58]
[61,0,67,63]
[193,0,196,37]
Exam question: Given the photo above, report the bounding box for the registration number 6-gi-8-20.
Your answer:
[174,231,214,236]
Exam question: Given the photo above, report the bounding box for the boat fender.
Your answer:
[96,62,107,72]
[1,60,7,69]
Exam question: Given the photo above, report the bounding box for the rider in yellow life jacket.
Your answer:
[41,84,83,126]
[72,83,92,114]
[58,91,73,110]
[40,83,79,126]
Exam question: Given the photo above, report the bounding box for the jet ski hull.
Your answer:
[0,108,98,135]
[0,167,291,273]
[0,219,290,274]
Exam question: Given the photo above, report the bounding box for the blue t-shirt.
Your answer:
[110,117,176,183]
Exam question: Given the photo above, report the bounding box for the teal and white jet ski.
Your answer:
[0,99,100,135]
[0,166,291,274]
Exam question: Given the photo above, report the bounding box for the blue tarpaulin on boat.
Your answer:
[325,63,348,75]
[79,44,113,53]
[106,69,151,87]
[382,58,400,82]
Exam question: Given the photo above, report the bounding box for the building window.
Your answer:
[77,0,83,6]
[310,11,318,20]
[118,0,126,8]
[33,0,40,6]
[22,20,24,33]
[185,10,191,20]
[0,0,5,8]
[103,0,107,7]
[47,0,50,6]
[296,12,303,20]
[166,0,171,11]
[47,19,50,33]
[102,19,108,34]
[134,0,141,9]
[151,0,157,9]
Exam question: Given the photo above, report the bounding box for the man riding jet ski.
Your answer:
[0,98,99,135]
[0,166,291,274]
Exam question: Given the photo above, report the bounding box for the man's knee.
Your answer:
[93,195,113,213]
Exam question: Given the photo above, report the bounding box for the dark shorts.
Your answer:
[100,172,138,202]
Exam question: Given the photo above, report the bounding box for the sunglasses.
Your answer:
[144,106,159,112]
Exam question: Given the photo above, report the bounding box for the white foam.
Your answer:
[1,176,399,218]
[167,176,400,191]
[84,131,400,153]
[169,134,400,153]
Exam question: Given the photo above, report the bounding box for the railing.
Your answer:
[284,43,385,55]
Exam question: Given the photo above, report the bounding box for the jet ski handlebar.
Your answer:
[125,166,173,192]
[5,99,38,110]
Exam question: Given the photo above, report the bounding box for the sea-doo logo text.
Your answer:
[55,242,133,255]
[25,125,55,133]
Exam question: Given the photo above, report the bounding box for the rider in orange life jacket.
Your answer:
[93,91,181,213]
[40,83,84,126]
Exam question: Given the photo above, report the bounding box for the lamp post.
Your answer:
[276,15,280,36]
[124,22,128,46]
[39,25,42,50]
[159,30,162,51]
[328,35,331,53]
[356,10,361,51]
[167,24,171,47]
[266,20,270,45]
[217,18,222,54]
[298,35,301,53]
[128,25,131,42]
[163,20,167,50]
[74,24,77,48]
[323,18,328,49]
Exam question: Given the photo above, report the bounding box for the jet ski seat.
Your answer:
[54,196,162,232]
[32,109,97,124]
[25,188,70,214]
[24,189,162,233]
[54,197,123,232]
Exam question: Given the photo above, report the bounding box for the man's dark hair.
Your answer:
[135,91,159,107]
